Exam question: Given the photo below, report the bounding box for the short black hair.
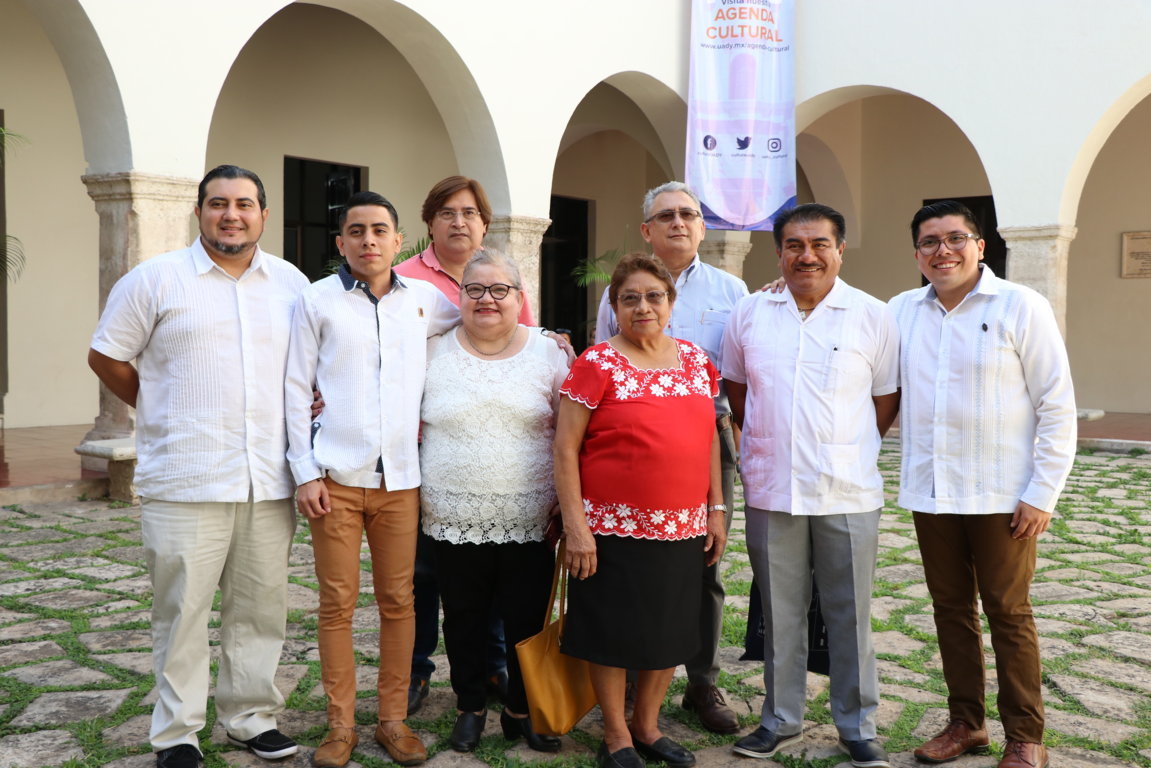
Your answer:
[198,165,266,210]
[772,203,846,249]
[339,191,399,231]
[910,200,981,244]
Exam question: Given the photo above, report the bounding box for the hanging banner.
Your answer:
[685,0,796,231]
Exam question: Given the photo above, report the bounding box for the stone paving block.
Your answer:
[78,628,152,651]
[20,588,118,610]
[1029,582,1100,601]
[1096,596,1151,613]
[101,713,151,748]
[880,683,945,704]
[1058,551,1122,563]
[10,688,134,726]
[1048,747,1141,767]
[1081,630,1151,663]
[88,608,150,629]
[0,617,72,640]
[1113,542,1151,554]
[88,599,147,615]
[1044,707,1143,744]
[73,563,143,580]
[69,519,137,535]
[874,563,925,583]
[1037,567,1106,581]
[1033,603,1115,626]
[3,529,75,545]
[1121,613,1151,632]
[286,581,320,612]
[0,639,65,667]
[103,545,146,562]
[871,595,913,622]
[1095,561,1149,576]
[875,659,930,685]
[1,658,114,686]
[0,729,85,767]
[1071,657,1151,694]
[877,532,917,549]
[1094,488,1129,498]
[873,631,926,657]
[1064,520,1124,534]
[0,607,34,625]
[101,574,153,595]
[1048,674,1144,721]
[97,651,154,675]
[900,613,936,634]
[897,582,932,599]
[1032,616,1084,634]
[0,577,86,596]
[1037,636,1081,658]
[1078,581,1151,597]
[3,536,114,561]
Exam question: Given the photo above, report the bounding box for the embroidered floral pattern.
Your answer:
[582,498,707,540]
[567,341,715,404]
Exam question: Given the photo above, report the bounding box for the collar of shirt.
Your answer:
[916,265,1002,309]
[190,237,271,279]
[765,276,851,313]
[674,255,702,288]
[337,262,405,302]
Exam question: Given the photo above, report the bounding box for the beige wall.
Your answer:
[1,0,100,428]
[1067,94,1151,412]
[206,4,457,254]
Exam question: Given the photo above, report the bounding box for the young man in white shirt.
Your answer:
[89,165,306,768]
[891,200,1075,768]
[285,191,459,768]
[722,203,899,768]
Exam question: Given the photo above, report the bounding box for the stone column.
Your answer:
[698,237,754,279]
[485,214,551,318]
[999,223,1077,335]
[81,172,199,464]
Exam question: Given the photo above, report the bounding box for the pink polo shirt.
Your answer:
[394,244,536,325]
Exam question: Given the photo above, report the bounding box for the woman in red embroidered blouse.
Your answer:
[554,253,726,768]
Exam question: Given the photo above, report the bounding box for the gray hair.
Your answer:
[642,181,702,220]
[462,249,522,288]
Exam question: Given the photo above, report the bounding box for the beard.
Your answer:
[203,236,257,256]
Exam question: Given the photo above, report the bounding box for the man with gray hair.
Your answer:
[595,180,748,733]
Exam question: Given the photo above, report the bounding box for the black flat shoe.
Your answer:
[500,709,561,752]
[633,736,696,767]
[450,710,486,752]
[596,742,645,768]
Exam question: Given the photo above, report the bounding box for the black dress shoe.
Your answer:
[156,744,201,768]
[633,736,696,768]
[500,709,561,752]
[596,742,645,768]
[450,710,487,752]
[407,675,430,716]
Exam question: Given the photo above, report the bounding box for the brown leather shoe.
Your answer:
[681,683,740,734]
[913,720,990,763]
[998,741,1048,768]
[374,722,427,766]
[312,727,358,768]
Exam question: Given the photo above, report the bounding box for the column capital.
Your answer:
[999,223,1077,335]
[82,171,200,205]
[485,215,552,321]
[698,239,754,278]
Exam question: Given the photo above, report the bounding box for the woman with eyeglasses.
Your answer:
[554,252,727,768]
[418,250,570,754]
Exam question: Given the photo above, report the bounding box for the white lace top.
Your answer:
[419,329,571,544]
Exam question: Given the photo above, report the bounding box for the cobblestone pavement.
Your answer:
[1,442,1150,768]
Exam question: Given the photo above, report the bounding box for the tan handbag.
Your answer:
[514,540,597,736]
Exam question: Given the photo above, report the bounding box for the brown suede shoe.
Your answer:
[312,727,358,768]
[681,683,740,734]
[913,720,990,763]
[374,722,427,766]
[998,741,1048,768]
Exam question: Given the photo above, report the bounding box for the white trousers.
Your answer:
[141,495,295,751]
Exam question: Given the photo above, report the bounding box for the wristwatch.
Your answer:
[707,504,727,513]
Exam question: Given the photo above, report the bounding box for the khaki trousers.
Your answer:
[913,512,1044,743]
[141,495,294,751]
[310,478,419,725]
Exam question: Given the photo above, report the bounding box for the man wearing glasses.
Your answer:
[595,181,749,733]
[722,203,899,768]
[891,201,1075,768]
[285,191,459,768]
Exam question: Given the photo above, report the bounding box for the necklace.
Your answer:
[462,327,517,357]
[796,305,815,320]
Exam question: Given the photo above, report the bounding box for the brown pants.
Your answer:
[311,478,419,726]
[913,512,1044,743]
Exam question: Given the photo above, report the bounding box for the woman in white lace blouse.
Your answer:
[419,250,570,754]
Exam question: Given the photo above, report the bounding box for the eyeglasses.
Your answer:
[916,233,980,255]
[436,207,482,222]
[463,282,518,300]
[644,208,702,225]
[617,290,670,308]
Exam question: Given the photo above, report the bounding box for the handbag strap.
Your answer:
[545,539,570,631]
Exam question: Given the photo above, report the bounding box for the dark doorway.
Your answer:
[922,195,1007,279]
[283,157,364,281]
[541,196,591,351]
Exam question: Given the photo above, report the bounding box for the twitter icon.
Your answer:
[736,136,751,150]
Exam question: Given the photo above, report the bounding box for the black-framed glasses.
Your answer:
[617,290,670,308]
[916,232,980,255]
[463,282,518,300]
[644,208,702,225]
[436,207,481,222]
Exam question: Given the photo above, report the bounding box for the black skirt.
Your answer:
[561,533,703,669]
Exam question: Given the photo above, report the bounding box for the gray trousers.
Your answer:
[685,418,737,687]
[745,506,880,740]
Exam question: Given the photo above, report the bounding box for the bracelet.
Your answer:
[708,504,727,513]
